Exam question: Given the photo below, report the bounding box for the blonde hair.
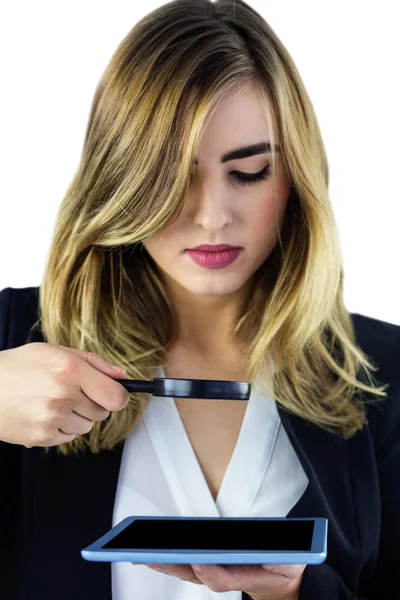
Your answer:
[29,0,388,456]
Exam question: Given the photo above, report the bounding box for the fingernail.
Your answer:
[107,362,126,374]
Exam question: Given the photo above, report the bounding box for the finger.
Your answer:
[261,563,306,580]
[70,390,111,423]
[191,564,265,593]
[58,412,94,437]
[61,350,129,413]
[146,563,203,584]
[54,391,108,436]
[190,563,305,594]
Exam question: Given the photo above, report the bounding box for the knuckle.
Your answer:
[61,355,80,377]
[42,397,69,428]
[51,368,68,387]
[44,395,63,415]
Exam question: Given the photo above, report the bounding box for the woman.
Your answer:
[0,0,399,599]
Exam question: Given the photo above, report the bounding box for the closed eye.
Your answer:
[189,164,271,186]
[231,164,271,185]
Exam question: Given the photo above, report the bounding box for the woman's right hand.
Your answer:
[0,342,130,448]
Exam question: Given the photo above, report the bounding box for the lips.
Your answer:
[187,244,241,252]
[186,247,243,269]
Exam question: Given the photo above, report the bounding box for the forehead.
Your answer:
[178,83,276,158]
[180,81,270,125]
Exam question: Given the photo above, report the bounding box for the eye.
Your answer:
[189,164,271,186]
[231,164,271,186]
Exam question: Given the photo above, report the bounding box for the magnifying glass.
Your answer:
[115,377,251,401]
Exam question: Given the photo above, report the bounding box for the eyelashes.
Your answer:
[231,164,271,186]
[189,164,271,186]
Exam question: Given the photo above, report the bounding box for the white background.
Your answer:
[1,1,399,325]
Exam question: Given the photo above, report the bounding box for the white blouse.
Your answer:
[111,366,309,600]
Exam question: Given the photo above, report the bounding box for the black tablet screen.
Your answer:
[103,518,314,551]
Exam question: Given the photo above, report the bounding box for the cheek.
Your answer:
[249,192,288,241]
[143,228,176,257]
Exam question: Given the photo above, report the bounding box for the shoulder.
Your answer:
[350,312,400,359]
[350,312,400,452]
[0,285,40,311]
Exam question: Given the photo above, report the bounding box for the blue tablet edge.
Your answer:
[81,516,328,565]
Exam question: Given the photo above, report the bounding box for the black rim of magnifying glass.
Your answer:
[114,377,251,401]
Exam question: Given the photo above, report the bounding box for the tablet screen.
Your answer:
[102,518,314,551]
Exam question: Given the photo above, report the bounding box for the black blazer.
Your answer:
[0,286,399,600]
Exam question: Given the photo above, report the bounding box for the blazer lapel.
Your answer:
[278,405,362,572]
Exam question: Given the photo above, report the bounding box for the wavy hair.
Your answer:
[29,0,388,456]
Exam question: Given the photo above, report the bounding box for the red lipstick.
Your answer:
[185,244,243,269]
[187,244,241,252]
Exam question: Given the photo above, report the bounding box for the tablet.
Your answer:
[81,516,328,564]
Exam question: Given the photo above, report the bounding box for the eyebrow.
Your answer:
[193,141,280,165]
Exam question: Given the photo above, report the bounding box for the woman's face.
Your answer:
[143,82,291,301]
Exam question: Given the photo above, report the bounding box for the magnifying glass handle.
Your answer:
[115,379,153,394]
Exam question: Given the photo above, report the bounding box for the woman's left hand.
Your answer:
[133,561,306,600]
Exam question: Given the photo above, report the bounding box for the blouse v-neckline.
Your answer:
[142,367,281,517]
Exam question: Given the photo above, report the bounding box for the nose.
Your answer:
[191,182,234,230]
